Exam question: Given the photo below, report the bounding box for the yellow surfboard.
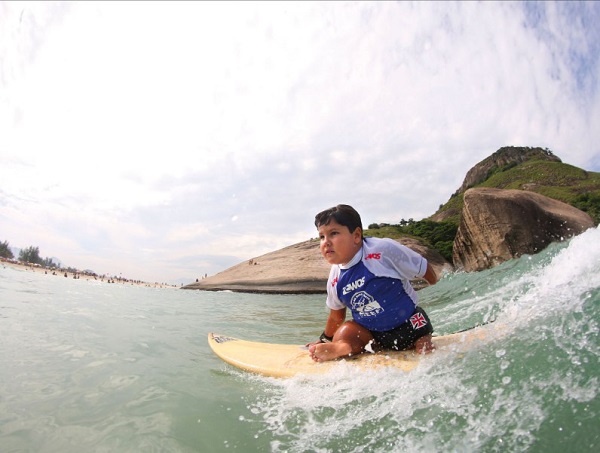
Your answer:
[208,328,487,378]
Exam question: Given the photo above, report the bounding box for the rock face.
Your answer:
[453,188,594,272]
[183,238,452,294]
[184,240,329,294]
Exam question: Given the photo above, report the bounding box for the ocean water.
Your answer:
[1,227,598,453]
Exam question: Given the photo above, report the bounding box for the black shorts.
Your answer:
[370,306,434,351]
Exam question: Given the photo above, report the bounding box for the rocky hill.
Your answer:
[431,146,599,225]
[184,240,329,294]
[183,146,598,293]
[183,237,452,293]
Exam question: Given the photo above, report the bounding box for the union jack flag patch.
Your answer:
[410,312,428,329]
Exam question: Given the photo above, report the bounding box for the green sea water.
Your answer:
[1,227,598,452]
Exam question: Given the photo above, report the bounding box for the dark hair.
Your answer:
[315,204,363,236]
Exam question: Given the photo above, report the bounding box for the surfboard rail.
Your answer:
[208,327,487,378]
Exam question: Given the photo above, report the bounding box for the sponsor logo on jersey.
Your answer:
[350,291,383,317]
[342,277,365,295]
[365,252,381,260]
[410,312,428,329]
[331,277,338,287]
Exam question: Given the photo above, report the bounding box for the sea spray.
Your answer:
[243,227,600,453]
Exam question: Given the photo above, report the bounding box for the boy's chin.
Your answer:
[324,256,342,265]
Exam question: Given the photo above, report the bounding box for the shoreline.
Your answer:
[1,259,177,289]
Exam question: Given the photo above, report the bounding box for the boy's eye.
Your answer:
[319,230,339,240]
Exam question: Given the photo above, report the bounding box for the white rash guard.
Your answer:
[325,237,428,331]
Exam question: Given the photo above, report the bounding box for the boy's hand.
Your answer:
[305,339,325,348]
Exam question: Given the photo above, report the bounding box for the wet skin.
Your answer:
[308,220,435,362]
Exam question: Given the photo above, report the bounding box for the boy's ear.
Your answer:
[352,227,363,243]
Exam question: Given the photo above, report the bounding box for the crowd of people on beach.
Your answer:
[1,257,176,289]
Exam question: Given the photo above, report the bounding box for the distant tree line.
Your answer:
[0,240,13,259]
[0,241,59,267]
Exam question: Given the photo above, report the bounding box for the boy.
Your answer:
[308,204,437,362]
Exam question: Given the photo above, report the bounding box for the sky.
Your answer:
[1,1,599,284]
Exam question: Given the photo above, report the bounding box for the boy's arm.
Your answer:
[323,308,346,338]
[422,262,438,285]
[307,308,346,346]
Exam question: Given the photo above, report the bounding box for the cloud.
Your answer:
[1,1,598,283]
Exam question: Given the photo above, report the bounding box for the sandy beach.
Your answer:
[1,258,177,289]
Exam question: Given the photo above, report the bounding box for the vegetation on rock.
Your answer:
[371,147,599,262]
[432,148,600,226]
[367,220,457,262]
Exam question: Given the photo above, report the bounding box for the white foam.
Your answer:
[242,227,600,452]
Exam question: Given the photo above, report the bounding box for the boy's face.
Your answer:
[318,219,362,265]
